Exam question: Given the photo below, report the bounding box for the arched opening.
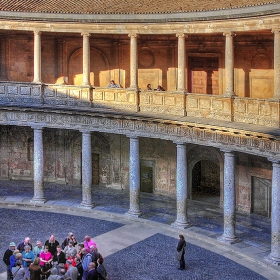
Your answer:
[192,159,220,204]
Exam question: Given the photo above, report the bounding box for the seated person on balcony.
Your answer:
[107,80,120,88]
[146,84,152,90]
[156,85,165,91]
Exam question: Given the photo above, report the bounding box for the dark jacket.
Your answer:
[3,248,14,266]
[86,269,98,280]
[45,240,60,256]
[53,252,66,264]
[17,242,33,253]
[177,239,186,252]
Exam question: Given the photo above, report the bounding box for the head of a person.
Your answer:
[44,246,49,252]
[81,248,87,255]
[13,250,20,256]
[84,235,90,242]
[36,241,42,248]
[24,245,31,252]
[33,257,40,266]
[24,237,31,244]
[75,257,81,264]
[15,253,22,260]
[88,262,95,270]
[69,252,76,259]
[59,269,66,276]
[49,235,55,242]
[110,80,115,84]
[16,260,22,266]
[68,241,74,247]
[179,234,185,240]
[69,232,74,238]
[50,267,58,275]
[78,243,84,250]
[9,242,16,250]
[56,245,62,253]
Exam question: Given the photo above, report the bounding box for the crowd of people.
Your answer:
[3,234,108,280]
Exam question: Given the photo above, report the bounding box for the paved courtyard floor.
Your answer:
[0,180,279,279]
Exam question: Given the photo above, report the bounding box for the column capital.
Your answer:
[268,157,280,164]
[176,33,187,38]
[81,32,91,37]
[80,130,91,134]
[173,141,186,146]
[128,33,137,38]
[223,31,236,37]
[33,30,42,36]
[221,149,235,155]
[271,28,280,34]
[30,125,44,131]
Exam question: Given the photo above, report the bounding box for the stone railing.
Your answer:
[0,82,279,128]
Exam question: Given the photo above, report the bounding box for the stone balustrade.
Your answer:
[0,82,279,128]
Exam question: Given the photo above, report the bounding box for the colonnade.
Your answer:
[28,126,280,264]
[28,29,280,98]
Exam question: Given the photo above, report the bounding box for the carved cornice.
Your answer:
[0,107,279,160]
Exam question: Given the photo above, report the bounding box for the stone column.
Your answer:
[172,142,191,228]
[218,150,240,244]
[80,131,93,208]
[126,136,142,217]
[31,127,45,203]
[82,33,91,86]
[33,31,42,83]
[223,32,236,96]
[0,35,7,80]
[273,29,280,99]
[129,34,138,90]
[266,160,280,265]
[177,33,186,92]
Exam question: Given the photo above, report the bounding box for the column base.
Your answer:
[171,220,192,229]
[217,234,241,245]
[265,253,280,266]
[125,209,143,217]
[30,197,46,204]
[79,202,94,209]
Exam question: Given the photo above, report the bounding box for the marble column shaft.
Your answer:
[219,151,239,243]
[129,34,138,89]
[32,128,45,203]
[82,33,90,85]
[267,161,280,264]
[177,33,186,92]
[172,143,191,228]
[224,32,235,96]
[273,29,280,99]
[33,31,42,83]
[126,137,141,216]
[80,131,93,208]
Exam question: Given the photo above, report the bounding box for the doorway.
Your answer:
[251,176,271,217]
[140,160,154,193]
[188,57,219,94]
[192,160,220,204]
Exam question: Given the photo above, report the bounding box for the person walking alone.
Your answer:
[176,234,186,270]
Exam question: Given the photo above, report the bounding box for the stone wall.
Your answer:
[0,125,273,214]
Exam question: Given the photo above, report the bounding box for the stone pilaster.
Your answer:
[223,32,236,97]
[266,159,280,265]
[128,34,138,90]
[33,30,42,83]
[177,33,186,92]
[172,142,191,228]
[0,35,7,80]
[126,136,142,217]
[272,29,280,99]
[79,131,93,209]
[31,127,45,203]
[82,33,91,86]
[218,150,240,244]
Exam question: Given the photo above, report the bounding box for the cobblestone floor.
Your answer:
[0,180,277,279]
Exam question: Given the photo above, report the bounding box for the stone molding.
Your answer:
[0,107,279,160]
